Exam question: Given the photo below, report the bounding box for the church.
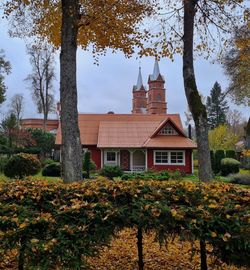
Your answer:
[22,60,196,173]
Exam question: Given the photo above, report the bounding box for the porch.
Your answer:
[102,149,147,172]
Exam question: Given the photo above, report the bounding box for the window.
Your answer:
[106,152,116,162]
[157,94,161,101]
[154,151,185,165]
[159,124,178,135]
[104,151,118,166]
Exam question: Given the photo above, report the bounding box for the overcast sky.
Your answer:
[0,16,248,125]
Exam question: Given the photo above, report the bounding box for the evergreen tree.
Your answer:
[206,82,229,129]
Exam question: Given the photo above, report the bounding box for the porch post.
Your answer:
[101,149,103,169]
[145,149,148,171]
[130,150,134,172]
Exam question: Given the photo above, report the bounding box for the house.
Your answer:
[21,60,196,173]
[54,60,197,173]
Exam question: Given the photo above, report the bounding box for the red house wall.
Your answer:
[147,149,192,174]
[85,145,102,169]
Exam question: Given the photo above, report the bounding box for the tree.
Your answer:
[9,93,24,127]
[27,128,55,158]
[26,44,55,130]
[206,82,228,129]
[0,49,11,105]
[144,0,247,183]
[227,109,246,138]
[3,0,153,183]
[1,113,18,150]
[222,24,250,106]
[208,125,239,151]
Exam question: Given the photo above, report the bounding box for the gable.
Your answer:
[158,123,178,135]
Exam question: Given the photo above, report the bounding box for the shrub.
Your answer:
[193,159,198,168]
[4,153,41,179]
[220,158,240,176]
[83,151,96,178]
[0,157,8,173]
[100,165,123,179]
[225,150,236,159]
[82,171,89,179]
[229,173,250,186]
[210,150,216,173]
[214,150,225,174]
[42,162,61,177]
[42,158,55,167]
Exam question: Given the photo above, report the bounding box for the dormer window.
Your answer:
[159,124,178,135]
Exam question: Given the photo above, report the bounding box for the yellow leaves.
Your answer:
[19,223,27,229]
[208,203,218,209]
[171,209,177,217]
[211,232,217,238]
[222,232,231,242]
[151,208,161,217]
[30,238,39,244]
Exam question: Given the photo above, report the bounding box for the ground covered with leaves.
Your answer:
[87,228,247,270]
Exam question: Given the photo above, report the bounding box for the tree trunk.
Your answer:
[18,237,26,270]
[200,239,208,270]
[137,226,144,270]
[60,0,83,183]
[182,0,212,182]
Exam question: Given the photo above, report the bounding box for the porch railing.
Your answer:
[131,166,146,172]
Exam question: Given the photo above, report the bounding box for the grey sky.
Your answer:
[0,17,248,124]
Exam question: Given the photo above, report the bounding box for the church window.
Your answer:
[159,124,178,135]
[157,94,161,101]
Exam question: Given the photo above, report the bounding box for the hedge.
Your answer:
[0,179,249,269]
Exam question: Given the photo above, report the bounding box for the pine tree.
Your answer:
[206,82,229,129]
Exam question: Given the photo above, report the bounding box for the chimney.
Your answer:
[188,124,192,139]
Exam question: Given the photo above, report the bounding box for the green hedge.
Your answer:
[221,158,240,176]
[214,150,225,174]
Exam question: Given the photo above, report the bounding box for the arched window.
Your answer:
[157,94,161,101]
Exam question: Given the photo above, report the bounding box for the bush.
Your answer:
[42,162,61,177]
[220,158,240,176]
[193,159,198,168]
[214,150,225,174]
[42,158,55,167]
[100,165,123,179]
[0,157,8,173]
[225,150,236,159]
[229,173,250,186]
[210,151,216,173]
[4,153,41,179]
[121,170,171,181]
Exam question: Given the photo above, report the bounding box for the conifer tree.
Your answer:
[206,82,229,129]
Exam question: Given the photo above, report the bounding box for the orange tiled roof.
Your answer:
[21,118,59,132]
[55,113,197,149]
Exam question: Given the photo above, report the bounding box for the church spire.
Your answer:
[136,66,143,90]
[152,59,160,80]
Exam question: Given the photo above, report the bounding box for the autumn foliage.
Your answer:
[0,179,249,269]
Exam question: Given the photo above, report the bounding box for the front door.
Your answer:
[120,150,130,171]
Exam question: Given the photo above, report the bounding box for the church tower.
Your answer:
[147,60,167,114]
[132,67,147,114]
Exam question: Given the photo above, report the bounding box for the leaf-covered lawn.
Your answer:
[87,228,247,270]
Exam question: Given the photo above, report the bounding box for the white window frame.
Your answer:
[104,150,118,166]
[153,150,185,165]
[159,124,178,135]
